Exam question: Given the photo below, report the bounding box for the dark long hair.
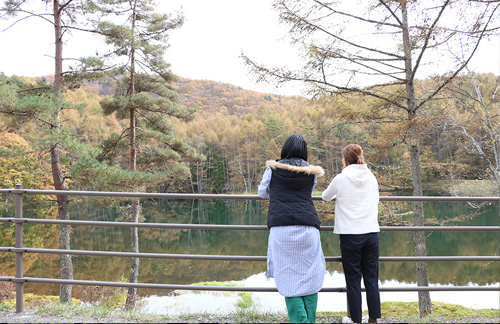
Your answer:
[280,134,308,161]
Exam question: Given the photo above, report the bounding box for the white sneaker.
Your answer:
[362,315,369,323]
[342,316,353,323]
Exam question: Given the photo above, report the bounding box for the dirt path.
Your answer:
[1,310,499,323]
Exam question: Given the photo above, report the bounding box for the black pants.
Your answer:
[340,232,381,322]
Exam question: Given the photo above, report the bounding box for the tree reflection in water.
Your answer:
[0,198,498,300]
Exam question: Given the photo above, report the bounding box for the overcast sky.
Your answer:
[0,0,498,96]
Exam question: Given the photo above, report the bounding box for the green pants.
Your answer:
[284,293,318,323]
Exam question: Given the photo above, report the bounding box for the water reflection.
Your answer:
[0,197,498,302]
[142,272,500,315]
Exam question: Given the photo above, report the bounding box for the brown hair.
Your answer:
[343,144,365,165]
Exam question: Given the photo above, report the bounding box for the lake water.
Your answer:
[142,272,500,315]
[0,196,498,314]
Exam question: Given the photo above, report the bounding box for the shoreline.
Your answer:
[0,311,499,323]
[0,300,498,323]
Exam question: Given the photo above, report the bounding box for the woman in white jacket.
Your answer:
[322,144,381,324]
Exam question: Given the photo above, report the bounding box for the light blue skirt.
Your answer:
[267,225,326,297]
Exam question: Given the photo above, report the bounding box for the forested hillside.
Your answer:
[87,77,306,115]
[0,72,498,196]
[175,78,305,116]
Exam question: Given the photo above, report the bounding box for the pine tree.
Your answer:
[0,0,105,303]
[77,0,203,308]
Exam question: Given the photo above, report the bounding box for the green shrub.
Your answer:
[235,292,253,309]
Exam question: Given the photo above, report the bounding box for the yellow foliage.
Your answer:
[60,89,123,145]
[0,133,52,190]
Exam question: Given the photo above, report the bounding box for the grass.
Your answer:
[235,292,253,309]
[0,295,498,323]
[379,301,500,322]
[34,300,158,322]
[189,280,241,295]
[233,309,287,322]
[37,301,114,318]
[0,303,13,312]
[188,280,255,309]
[0,293,80,311]
[191,280,241,287]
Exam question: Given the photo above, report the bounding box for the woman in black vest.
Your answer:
[258,134,326,323]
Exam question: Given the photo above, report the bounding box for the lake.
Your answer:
[0,196,498,314]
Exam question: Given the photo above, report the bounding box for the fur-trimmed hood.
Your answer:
[266,160,325,177]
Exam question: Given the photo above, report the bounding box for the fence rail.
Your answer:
[0,276,497,293]
[1,217,499,232]
[1,188,500,202]
[0,247,498,262]
[0,186,499,313]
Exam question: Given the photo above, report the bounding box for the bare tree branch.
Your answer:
[58,0,74,14]
[16,86,52,93]
[416,2,500,109]
[278,1,404,59]
[378,0,403,26]
[0,12,53,32]
[411,0,451,82]
[313,0,402,28]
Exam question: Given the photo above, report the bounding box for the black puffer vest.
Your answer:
[266,158,325,229]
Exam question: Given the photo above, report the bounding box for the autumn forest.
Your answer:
[1,73,499,196]
[0,0,499,314]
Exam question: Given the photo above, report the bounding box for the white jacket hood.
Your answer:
[322,163,379,234]
[342,164,372,187]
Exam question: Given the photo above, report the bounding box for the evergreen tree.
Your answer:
[75,0,203,308]
[0,0,104,303]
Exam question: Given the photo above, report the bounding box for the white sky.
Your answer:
[0,0,498,97]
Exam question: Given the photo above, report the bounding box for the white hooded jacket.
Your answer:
[322,164,380,234]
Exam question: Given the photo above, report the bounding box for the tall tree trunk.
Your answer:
[126,103,140,309]
[126,198,140,309]
[401,3,432,317]
[408,131,432,317]
[53,0,73,304]
[126,3,140,309]
[497,84,500,227]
